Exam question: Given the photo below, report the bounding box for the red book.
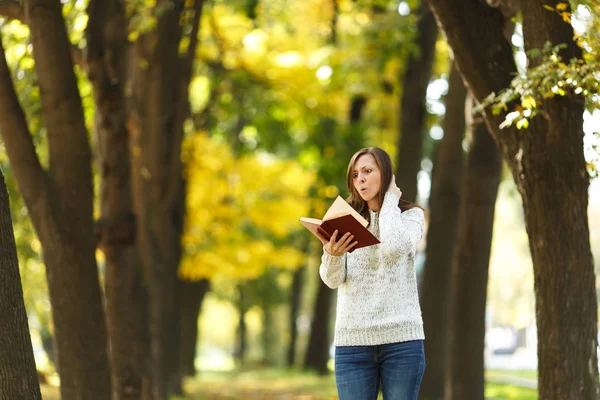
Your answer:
[300,196,380,252]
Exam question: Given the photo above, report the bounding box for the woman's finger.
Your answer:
[345,241,358,252]
[330,230,339,244]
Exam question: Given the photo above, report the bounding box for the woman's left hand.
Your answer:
[388,175,402,198]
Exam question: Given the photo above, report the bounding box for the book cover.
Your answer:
[299,196,380,251]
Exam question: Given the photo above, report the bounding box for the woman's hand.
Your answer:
[388,174,402,199]
[316,228,358,256]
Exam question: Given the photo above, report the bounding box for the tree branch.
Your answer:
[25,0,92,195]
[0,34,45,204]
[0,0,24,22]
[167,0,205,202]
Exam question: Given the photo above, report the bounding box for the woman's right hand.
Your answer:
[317,228,358,256]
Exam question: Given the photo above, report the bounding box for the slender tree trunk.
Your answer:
[262,302,276,366]
[179,279,210,377]
[235,285,248,366]
[0,168,41,400]
[86,1,152,398]
[40,326,55,367]
[304,280,334,375]
[287,264,305,367]
[0,4,112,398]
[395,3,438,202]
[446,97,502,400]
[418,62,466,400]
[428,1,600,398]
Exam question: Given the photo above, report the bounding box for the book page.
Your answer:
[323,196,368,227]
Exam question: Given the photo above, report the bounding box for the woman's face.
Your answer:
[352,153,382,211]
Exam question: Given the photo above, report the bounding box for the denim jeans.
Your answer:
[334,340,425,400]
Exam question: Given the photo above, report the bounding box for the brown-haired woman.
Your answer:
[315,146,426,400]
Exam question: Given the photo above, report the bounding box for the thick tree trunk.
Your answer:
[428,1,600,398]
[520,3,599,398]
[418,62,466,400]
[179,279,210,377]
[0,3,112,398]
[127,0,204,397]
[0,168,41,400]
[304,280,333,375]
[395,3,438,202]
[287,265,305,367]
[446,98,502,400]
[86,1,152,398]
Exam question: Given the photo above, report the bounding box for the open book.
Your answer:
[300,196,380,252]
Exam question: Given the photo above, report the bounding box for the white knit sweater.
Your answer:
[319,191,425,346]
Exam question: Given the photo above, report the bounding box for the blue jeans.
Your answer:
[334,340,425,400]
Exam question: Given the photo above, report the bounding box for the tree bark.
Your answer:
[0,3,112,398]
[0,168,41,400]
[234,285,249,366]
[86,1,152,398]
[520,2,599,398]
[304,279,333,375]
[127,0,204,397]
[446,97,502,400]
[287,265,305,367]
[418,62,466,400]
[395,3,438,202]
[179,279,210,377]
[428,0,600,398]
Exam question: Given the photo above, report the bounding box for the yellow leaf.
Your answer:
[521,96,537,109]
[516,118,529,130]
[561,12,571,23]
[556,2,568,11]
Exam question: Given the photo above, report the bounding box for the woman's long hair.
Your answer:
[345,147,423,223]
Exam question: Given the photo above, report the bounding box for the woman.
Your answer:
[315,146,426,400]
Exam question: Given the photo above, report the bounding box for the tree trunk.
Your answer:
[179,279,210,377]
[395,3,438,202]
[0,4,112,398]
[287,265,305,367]
[520,2,599,398]
[428,1,600,397]
[127,0,204,397]
[418,62,466,400]
[86,1,152,398]
[304,280,333,375]
[0,168,41,400]
[40,326,56,367]
[446,97,502,400]
[234,285,248,366]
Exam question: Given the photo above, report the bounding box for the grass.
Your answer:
[485,383,537,400]
[487,369,538,380]
[175,368,339,400]
[39,368,539,400]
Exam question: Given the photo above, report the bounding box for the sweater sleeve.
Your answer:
[378,191,424,264]
[319,249,347,289]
